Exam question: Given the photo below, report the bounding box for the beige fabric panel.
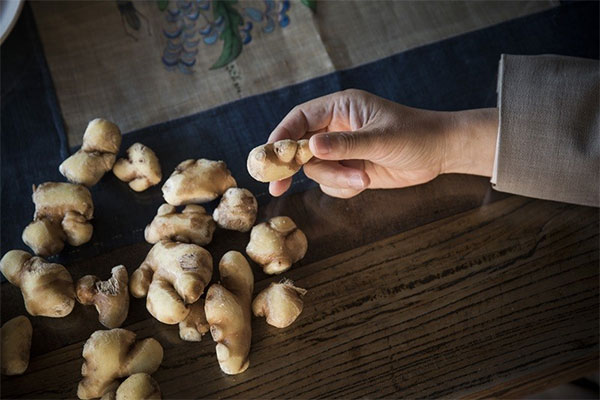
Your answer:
[316,1,557,69]
[32,1,556,146]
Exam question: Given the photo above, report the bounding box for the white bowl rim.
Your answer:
[0,0,25,45]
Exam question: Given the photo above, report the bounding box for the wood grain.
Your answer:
[1,174,506,355]
[2,194,597,398]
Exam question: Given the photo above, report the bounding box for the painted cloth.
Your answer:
[31,0,555,146]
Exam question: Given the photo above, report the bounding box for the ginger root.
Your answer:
[1,316,32,376]
[246,216,308,275]
[178,300,209,342]
[253,280,307,328]
[117,373,161,400]
[0,250,75,317]
[247,139,313,182]
[22,182,94,257]
[161,159,236,206]
[60,118,122,186]
[130,241,213,324]
[113,143,162,192]
[76,265,130,328]
[212,188,258,232]
[101,373,161,400]
[77,329,163,399]
[144,204,215,246]
[205,251,254,375]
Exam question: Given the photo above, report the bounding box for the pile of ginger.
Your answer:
[1,121,315,398]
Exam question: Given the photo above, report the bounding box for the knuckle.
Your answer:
[338,132,358,155]
[342,88,366,98]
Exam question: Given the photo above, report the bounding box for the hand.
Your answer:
[268,89,498,198]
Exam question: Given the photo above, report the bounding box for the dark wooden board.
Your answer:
[2,191,597,398]
[1,174,506,355]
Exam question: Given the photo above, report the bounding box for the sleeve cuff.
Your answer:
[492,54,599,207]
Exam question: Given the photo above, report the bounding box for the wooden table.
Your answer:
[2,175,598,398]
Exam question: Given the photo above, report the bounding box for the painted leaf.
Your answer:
[301,0,316,12]
[157,0,168,11]
[210,0,244,69]
[125,11,141,31]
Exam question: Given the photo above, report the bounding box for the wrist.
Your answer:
[442,108,499,177]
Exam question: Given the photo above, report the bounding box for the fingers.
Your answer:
[319,184,363,199]
[265,91,376,197]
[269,178,292,197]
[268,94,336,143]
[303,159,370,190]
[309,130,377,161]
[269,159,370,198]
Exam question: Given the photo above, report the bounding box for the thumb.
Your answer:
[309,131,376,160]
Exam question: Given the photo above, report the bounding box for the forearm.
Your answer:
[442,108,499,177]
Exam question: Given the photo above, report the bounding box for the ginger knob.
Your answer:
[161,159,236,206]
[144,204,215,246]
[60,118,122,187]
[22,182,94,257]
[253,280,307,328]
[212,188,258,232]
[178,300,209,342]
[100,373,161,400]
[1,316,32,376]
[130,241,213,324]
[246,216,308,274]
[113,143,162,192]
[205,251,254,374]
[247,139,313,182]
[76,265,130,328]
[0,250,75,317]
[77,329,163,399]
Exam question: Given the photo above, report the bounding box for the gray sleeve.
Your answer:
[491,54,599,207]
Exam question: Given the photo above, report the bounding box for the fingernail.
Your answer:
[348,174,366,189]
[313,134,332,155]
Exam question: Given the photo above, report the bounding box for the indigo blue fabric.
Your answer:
[1,2,598,277]
[1,5,70,264]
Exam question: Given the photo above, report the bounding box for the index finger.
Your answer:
[267,93,338,143]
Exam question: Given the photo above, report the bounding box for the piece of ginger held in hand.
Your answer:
[162,159,236,206]
[0,250,75,317]
[144,204,215,246]
[253,280,307,328]
[247,139,313,182]
[77,328,163,399]
[22,182,94,257]
[76,265,129,328]
[60,118,122,187]
[205,251,254,375]
[113,143,162,192]
[1,316,32,376]
[100,373,161,400]
[246,216,308,275]
[130,241,213,324]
